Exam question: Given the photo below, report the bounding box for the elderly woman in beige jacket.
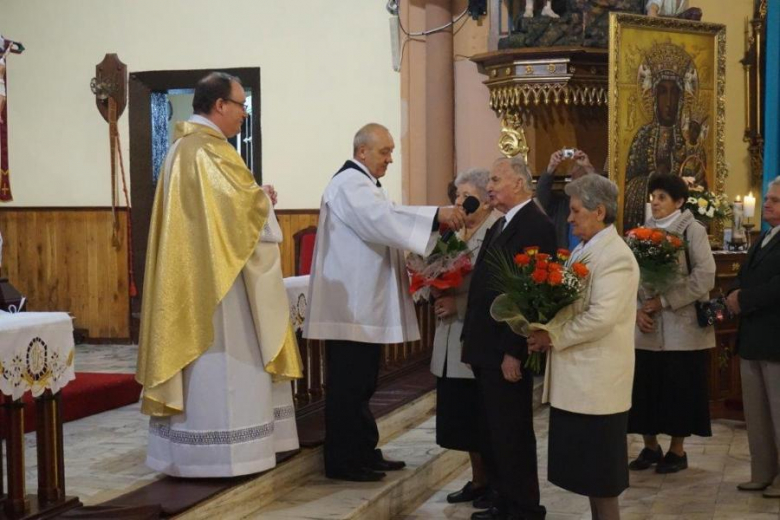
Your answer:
[430,168,499,505]
[629,174,716,474]
[529,175,639,520]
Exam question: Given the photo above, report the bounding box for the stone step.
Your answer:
[178,377,543,520]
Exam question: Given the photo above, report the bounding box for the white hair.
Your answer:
[454,168,490,201]
[565,174,619,225]
[493,156,534,193]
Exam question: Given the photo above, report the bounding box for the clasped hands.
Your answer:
[636,296,662,334]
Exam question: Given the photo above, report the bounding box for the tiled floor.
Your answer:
[9,344,162,505]
[401,407,780,520]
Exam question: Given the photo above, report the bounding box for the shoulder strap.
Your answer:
[683,225,692,274]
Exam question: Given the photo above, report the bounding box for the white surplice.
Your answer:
[304,160,437,344]
[146,116,298,477]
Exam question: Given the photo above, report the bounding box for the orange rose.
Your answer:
[536,253,551,262]
[524,246,539,256]
[572,262,589,278]
[531,269,548,283]
[548,262,563,272]
[556,248,571,261]
[548,270,564,286]
[514,253,531,266]
[634,228,652,241]
[536,260,549,271]
[650,231,665,244]
[668,235,683,248]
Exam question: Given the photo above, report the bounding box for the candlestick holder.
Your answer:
[744,218,755,249]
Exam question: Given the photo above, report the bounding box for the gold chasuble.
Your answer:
[136,122,302,417]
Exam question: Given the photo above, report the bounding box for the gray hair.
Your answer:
[454,168,490,201]
[493,156,534,194]
[353,123,389,155]
[769,176,780,190]
[564,174,619,225]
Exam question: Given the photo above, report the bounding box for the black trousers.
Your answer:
[474,367,545,519]
[324,340,382,472]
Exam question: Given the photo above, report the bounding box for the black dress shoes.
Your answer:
[471,507,503,520]
[473,488,498,509]
[325,467,386,482]
[628,446,663,471]
[447,481,487,504]
[368,448,406,471]
[656,451,688,474]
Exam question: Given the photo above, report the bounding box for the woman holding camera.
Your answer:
[629,174,716,474]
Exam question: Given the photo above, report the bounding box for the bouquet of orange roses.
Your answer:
[489,247,589,372]
[406,230,473,303]
[625,227,685,295]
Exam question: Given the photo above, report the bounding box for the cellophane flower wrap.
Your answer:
[625,227,685,295]
[406,229,473,303]
[489,247,589,373]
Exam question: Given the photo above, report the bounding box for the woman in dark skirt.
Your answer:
[630,174,716,473]
[529,175,640,519]
[430,168,498,504]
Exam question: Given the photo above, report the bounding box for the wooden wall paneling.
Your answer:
[0,209,130,340]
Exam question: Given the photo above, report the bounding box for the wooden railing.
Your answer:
[292,301,435,415]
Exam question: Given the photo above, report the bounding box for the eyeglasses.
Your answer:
[223,98,249,112]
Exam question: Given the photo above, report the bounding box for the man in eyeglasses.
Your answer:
[136,72,302,477]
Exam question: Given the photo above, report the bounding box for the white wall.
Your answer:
[1,0,402,208]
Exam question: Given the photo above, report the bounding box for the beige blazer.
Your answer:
[542,225,640,415]
[635,210,716,352]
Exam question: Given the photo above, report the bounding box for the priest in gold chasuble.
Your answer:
[136,73,302,477]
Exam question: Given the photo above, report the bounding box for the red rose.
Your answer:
[536,260,549,271]
[514,253,531,266]
[548,270,564,285]
[531,269,548,283]
[536,253,551,262]
[556,248,571,261]
[572,262,589,278]
[650,231,665,244]
[548,262,563,272]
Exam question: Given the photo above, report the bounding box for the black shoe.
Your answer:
[628,446,664,471]
[367,448,406,471]
[325,467,386,482]
[447,481,487,504]
[473,488,498,510]
[471,507,502,520]
[656,451,688,474]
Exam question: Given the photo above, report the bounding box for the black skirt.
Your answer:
[436,375,480,452]
[548,407,629,498]
[628,349,712,438]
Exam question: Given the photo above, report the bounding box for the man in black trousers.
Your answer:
[462,156,556,520]
[726,176,780,497]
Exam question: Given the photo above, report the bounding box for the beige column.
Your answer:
[424,0,455,206]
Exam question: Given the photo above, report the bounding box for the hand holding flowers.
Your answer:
[490,247,590,372]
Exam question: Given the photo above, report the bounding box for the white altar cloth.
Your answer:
[0,312,75,400]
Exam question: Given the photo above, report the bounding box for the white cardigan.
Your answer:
[542,225,640,415]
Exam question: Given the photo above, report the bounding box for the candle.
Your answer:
[744,191,756,218]
[645,202,652,224]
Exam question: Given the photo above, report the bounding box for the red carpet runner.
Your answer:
[0,372,142,434]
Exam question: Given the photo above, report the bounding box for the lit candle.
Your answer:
[744,191,756,218]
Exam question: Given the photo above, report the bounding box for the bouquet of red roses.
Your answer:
[625,227,685,295]
[406,231,473,303]
[489,247,589,372]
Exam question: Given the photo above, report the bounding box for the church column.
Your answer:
[425,0,455,206]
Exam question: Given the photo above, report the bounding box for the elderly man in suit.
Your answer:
[726,176,780,498]
[462,156,556,520]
